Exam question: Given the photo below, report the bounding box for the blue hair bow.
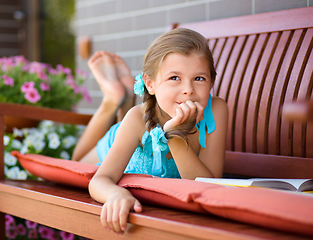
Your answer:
[134,73,145,97]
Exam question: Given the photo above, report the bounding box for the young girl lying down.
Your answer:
[72,28,228,234]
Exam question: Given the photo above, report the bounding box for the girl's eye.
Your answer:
[195,76,205,81]
[169,76,180,81]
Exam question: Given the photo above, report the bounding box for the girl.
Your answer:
[74,28,228,234]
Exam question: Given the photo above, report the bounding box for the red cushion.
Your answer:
[118,174,313,237]
[11,151,99,189]
[12,151,313,236]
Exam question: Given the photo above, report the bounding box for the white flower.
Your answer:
[33,140,46,152]
[62,135,76,149]
[48,132,59,140]
[20,145,28,154]
[48,137,60,149]
[23,134,34,147]
[58,125,66,134]
[3,135,10,146]
[4,152,17,166]
[6,166,20,180]
[22,128,30,136]
[32,131,44,142]
[13,128,23,137]
[11,139,22,149]
[40,120,54,128]
[60,150,70,160]
[17,170,28,180]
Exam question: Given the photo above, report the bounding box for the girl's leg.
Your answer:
[72,51,127,162]
[109,53,135,122]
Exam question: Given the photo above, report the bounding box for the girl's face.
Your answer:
[145,52,212,121]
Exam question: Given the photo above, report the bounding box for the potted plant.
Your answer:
[0,55,92,131]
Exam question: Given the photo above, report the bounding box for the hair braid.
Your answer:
[142,88,158,132]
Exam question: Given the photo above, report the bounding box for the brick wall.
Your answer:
[75,0,312,113]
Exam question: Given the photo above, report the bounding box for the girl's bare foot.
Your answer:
[109,53,135,96]
[109,53,136,121]
[88,51,126,107]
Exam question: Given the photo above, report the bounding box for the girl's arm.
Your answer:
[88,105,145,233]
[167,97,228,179]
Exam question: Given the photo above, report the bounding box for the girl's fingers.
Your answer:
[112,203,123,233]
[178,103,191,123]
[100,204,111,231]
[194,102,204,123]
[185,100,197,119]
[164,108,184,132]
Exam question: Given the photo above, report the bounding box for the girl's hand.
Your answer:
[164,100,204,132]
[100,190,142,234]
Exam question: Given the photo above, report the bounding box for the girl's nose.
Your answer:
[182,81,194,95]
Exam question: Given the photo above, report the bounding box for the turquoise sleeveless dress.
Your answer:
[96,94,216,179]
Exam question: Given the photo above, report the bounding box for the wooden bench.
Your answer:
[1,6,313,240]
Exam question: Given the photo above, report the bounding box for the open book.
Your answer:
[195,178,313,192]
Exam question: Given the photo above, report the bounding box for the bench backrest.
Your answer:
[177,7,313,178]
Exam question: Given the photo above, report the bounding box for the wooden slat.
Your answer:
[281,29,313,157]
[257,31,291,154]
[228,35,256,152]
[234,34,261,152]
[219,36,247,151]
[177,7,313,39]
[224,151,313,179]
[268,29,304,155]
[0,103,92,125]
[245,32,276,153]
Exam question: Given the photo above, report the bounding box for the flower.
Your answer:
[24,87,41,103]
[25,220,38,229]
[16,223,27,235]
[0,55,92,110]
[2,74,14,86]
[134,73,145,97]
[60,231,75,240]
[21,81,35,92]
[40,82,50,91]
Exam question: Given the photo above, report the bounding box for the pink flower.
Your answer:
[25,220,38,229]
[13,55,27,65]
[24,88,41,103]
[76,69,89,77]
[48,67,59,75]
[38,225,54,239]
[2,75,14,86]
[16,223,27,235]
[80,86,92,103]
[5,214,15,230]
[21,81,35,92]
[50,231,60,240]
[28,229,38,239]
[60,231,75,240]
[28,61,46,74]
[40,82,50,91]
[57,64,71,74]
[37,71,48,81]
[6,228,18,239]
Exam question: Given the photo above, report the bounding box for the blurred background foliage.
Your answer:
[40,0,75,73]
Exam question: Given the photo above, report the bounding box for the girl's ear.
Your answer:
[143,74,155,95]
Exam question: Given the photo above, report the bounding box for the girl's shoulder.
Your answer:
[123,104,146,132]
[211,96,228,116]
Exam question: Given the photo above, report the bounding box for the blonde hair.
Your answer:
[142,28,216,141]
